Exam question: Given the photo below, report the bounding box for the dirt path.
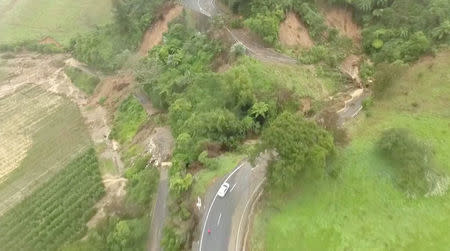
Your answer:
[139,5,184,56]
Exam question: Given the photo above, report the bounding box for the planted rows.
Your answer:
[0,148,104,251]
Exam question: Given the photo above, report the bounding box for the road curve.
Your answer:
[198,160,266,251]
[182,0,296,64]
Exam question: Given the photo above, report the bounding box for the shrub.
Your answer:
[244,8,284,45]
[372,62,405,99]
[110,96,147,144]
[377,128,434,194]
[64,66,100,95]
[261,112,335,189]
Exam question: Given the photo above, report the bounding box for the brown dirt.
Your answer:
[340,54,362,87]
[138,5,184,56]
[323,7,361,44]
[87,175,127,228]
[39,36,63,48]
[90,73,134,114]
[279,12,314,49]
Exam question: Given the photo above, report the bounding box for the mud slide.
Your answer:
[279,11,313,49]
[139,5,184,56]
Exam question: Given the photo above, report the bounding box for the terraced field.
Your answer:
[0,84,91,215]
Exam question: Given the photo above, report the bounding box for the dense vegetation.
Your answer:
[70,0,166,71]
[110,95,148,144]
[0,149,104,251]
[261,112,335,189]
[64,66,100,95]
[250,50,450,251]
[63,156,159,251]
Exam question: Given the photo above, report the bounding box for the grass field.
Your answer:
[0,0,113,45]
[0,84,91,215]
[250,52,450,250]
[0,148,104,251]
[236,57,339,100]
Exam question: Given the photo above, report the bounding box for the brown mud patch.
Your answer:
[340,54,362,87]
[279,12,313,49]
[138,4,183,56]
[91,73,134,114]
[323,7,361,44]
[39,36,63,48]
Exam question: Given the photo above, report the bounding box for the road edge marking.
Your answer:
[199,162,245,251]
[235,177,266,251]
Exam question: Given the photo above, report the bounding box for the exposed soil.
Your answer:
[87,175,127,228]
[145,127,175,167]
[340,54,362,87]
[139,4,184,56]
[323,7,361,44]
[39,36,63,48]
[90,73,134,114]
[279,11,313,49]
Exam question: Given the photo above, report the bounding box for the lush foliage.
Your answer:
[125,156,159,210]
[250,50,450,251]
[331,0,450,62]
[110,96,147,144]
[70,0,165,71]
[64,66,100,95]
[0,149,104,251]
[261,112,335,189]
[244,8,284,45]
[63,217,149,251]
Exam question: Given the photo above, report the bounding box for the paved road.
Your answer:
[198,160,266,251]
[183,0,296,64]
[148,168,169,251]
[337,88,367,126]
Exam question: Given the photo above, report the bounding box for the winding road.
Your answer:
[198,161,266,251]
[183,0,296,64]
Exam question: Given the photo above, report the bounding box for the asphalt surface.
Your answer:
[198,160,267,251]
[148,168,169,251]
[337,89,367,126]
[183,0,296,64]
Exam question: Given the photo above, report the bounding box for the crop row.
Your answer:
[0,148,104,251]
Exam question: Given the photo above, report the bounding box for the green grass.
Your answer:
[110,96,148,144]
[191,153,245,197]
[0,0,113,45]
[0,149,104,251]
[64,66,100,95]
[236,57,339,100]
[250,51,450,251]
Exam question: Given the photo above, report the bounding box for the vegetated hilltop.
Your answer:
[250,50,450,251]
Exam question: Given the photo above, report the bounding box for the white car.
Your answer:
[217,182,230,197]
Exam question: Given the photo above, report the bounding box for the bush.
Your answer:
[64,66,100,95]
[244,8,284,45]
[261,112,335,189]
[110,96,147,144]
[125,156,159,210]
[378,128,434,194]
[372,62,405,98]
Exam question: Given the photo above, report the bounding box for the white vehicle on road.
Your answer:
[217,182,230,197]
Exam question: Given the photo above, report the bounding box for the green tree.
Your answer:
[261,112,335,189]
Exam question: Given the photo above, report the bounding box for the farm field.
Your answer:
[250,52,450,250]
[0,0,113,45]
[0,84,91,215]
[0,148,104,251]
